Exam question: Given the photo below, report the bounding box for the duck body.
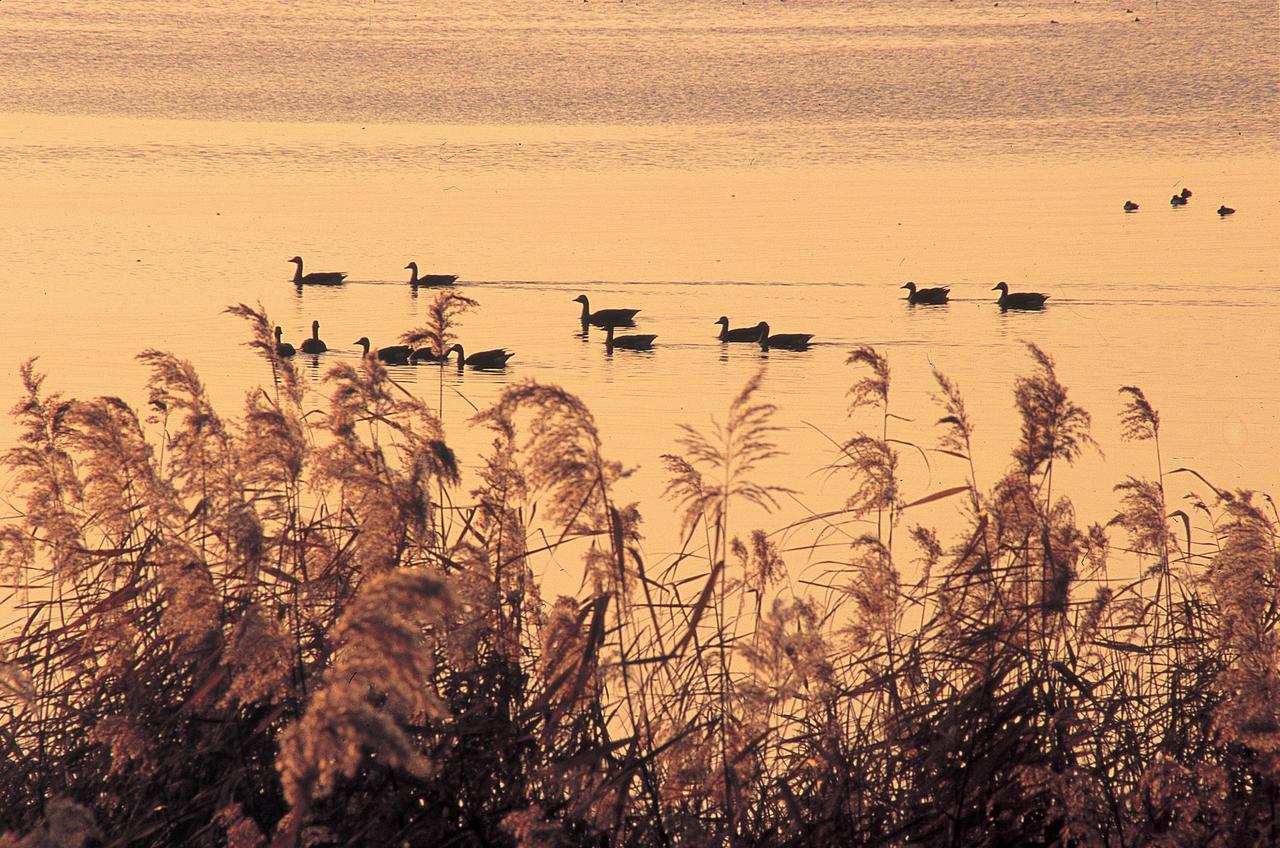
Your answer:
[1218,205,1235,216]
[405,262,458,287]
[274,326,296,357]
[1123,200,1139,212]
[715,316,764,342]
[901,282,950,305]
[573,295,640,328]
[1170,194,1188,207]
[409,347,451,364]
[757,321,813,351]
[449,344,514,370]
[355,337,412,365]
[299,320,327,354]
[993,282,1049,310]
[289,256,347,285]
[605,326,657,351]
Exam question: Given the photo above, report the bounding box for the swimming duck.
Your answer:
[1123,200,1139,212]
[993,282,1049,310]
[901,281,950,305]
[573,295,640,328]
[605,325,657,351]
[405,262,458,287]
[300,320,327,354]
[715,316,764,342]
[274,326,296,357]
[449,344,514,370]
[288,256,347,285]
[354,337,412,365]
[1218,205,1236,216]
[1170,195,1187,207]
[757,321,813,351]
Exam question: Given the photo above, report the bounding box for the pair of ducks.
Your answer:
[273,320,328,356]
[574,295,814,352]
[901,282,1049,310]
[714,317,814,350]
[288,257,459,286]
[355,338,514,370]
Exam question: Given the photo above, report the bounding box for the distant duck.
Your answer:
[449,344,514,370]
[573,294,640,328]
[757,321,813,351]
[288,256,347,285]
[605,325,657,351]
[300,320,327,354]
[1170,194,1188,207]
[1123,200,1139,212]
[1180,187,1193,199]
[715,316,764,342]
[901,281,950,305]
[405,261,459,287]
[354,337,412,365]
[1218,205,1236,216]
[274,326,296,357]
[993,281,1049,310]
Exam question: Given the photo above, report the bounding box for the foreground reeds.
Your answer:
[0,304,1275,847]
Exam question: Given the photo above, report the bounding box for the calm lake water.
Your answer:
[0,0,1277,565]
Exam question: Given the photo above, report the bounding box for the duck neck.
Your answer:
[452,345,465,366]
[312,323,320,340]
[358,339,370,356]
[408,265,418,284]
[717,321,728,340]
[291,261,303,283]
[579,299,590,321]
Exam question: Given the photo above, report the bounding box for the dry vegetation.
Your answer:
[0,302,1276,847]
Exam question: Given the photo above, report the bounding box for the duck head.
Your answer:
[275,326,284,339]
[405,262,417,271]
[287,256,302,265]
[902,282,918,293]
[715,316,729,325]
[992,282,1010,293]
[312,320,320,332]
[354,337,371,354]
[756,321,771,346]
[447,343,465,364]
[572,295,589,305]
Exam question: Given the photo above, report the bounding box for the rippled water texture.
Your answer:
[0,0,1277,555]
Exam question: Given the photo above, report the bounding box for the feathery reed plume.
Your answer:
[1118,385,1160,442]
[225,303,304,406]
[401,290,480,356]
[662,369,789,537]
[1013,342,1096,478]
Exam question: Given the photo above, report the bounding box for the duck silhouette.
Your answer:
[993,282,1049,310]
[1123,200,1139,212]
[405,261,458,287]
[300,320,327,354]
[274,326,296,357]
[1170,194,1188,207]
[757,321,813,351]
[449,344,514,370]
[901,281,950,305]
[573,295,640,328]
[605,325,657,351]
[715,316,764,342]
[355,337,412,365]
[288,256,347,285]
[1218,205,1236,216]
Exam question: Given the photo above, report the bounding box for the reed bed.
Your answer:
[0,302,1275,847]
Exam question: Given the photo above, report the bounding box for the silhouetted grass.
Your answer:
[0,309,1275,846]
